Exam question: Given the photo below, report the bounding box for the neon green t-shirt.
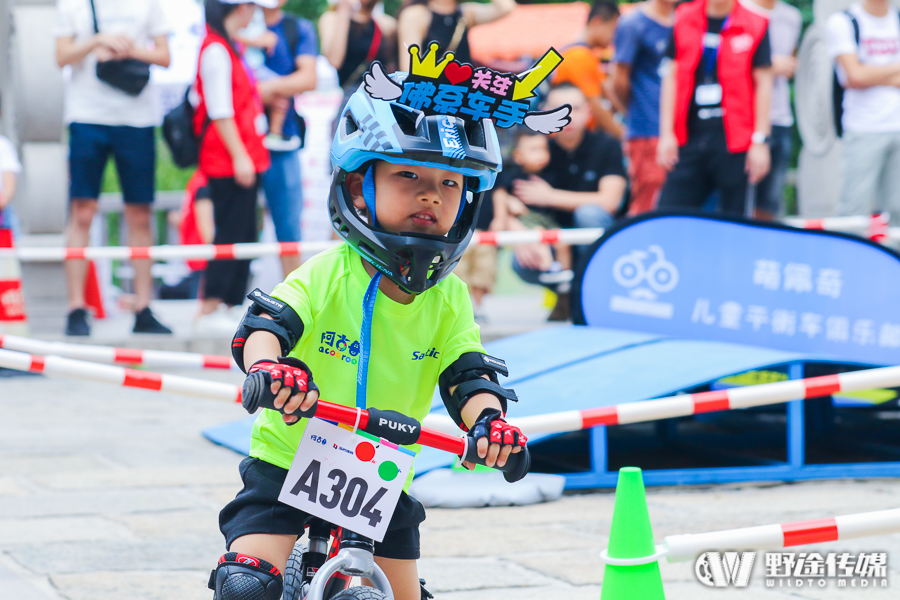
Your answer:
[249,243,485,490]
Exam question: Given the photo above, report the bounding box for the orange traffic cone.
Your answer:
[83,260,106,319]
[0,228,29,335]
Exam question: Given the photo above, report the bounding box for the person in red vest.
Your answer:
[193,0,274,334]
[656,0,773,215]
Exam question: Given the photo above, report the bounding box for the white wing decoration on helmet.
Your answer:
[523,105,572,135]
[364,62,403,101]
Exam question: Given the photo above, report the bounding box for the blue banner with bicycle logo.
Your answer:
[574,213,900,366]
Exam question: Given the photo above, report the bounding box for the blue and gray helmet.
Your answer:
[329,73,503,294]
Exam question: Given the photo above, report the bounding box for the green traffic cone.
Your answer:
[600,467,666,600]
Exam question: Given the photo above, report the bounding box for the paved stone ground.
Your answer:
[4,367,900,599]
[3,286,900,599]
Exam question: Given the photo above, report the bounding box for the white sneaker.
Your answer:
[193,307,241,336]
[263,134,301,151]
[538,269,574,286]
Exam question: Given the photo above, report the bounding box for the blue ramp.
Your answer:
[414,328,817,478]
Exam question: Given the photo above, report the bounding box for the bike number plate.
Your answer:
[278,418,415,542]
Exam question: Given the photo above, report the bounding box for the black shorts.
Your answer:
[220,457,426,560]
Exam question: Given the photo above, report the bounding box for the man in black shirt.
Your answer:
[508,83,627,320]
[656,0,773,215]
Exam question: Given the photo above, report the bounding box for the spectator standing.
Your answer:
[55,0,172,336]
[827,0,900,217]
[511,84,627,321]
[0,95,22,237]
[612,0,675,215]
[320,0,398,95]
[193,0,272,334]
[553,1,624,140]
[752,0,800,219]
[255,0,318,278]
[657,0,773,216]
[397,0,515,71]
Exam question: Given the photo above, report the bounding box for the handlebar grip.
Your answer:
[462,439,531,483]
[242,371,276,413]
[242,371,317,421]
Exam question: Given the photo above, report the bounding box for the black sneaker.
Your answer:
[133,307,173,334]
[65,308,91,336]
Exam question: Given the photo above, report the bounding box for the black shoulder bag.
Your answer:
[89,0,151,96]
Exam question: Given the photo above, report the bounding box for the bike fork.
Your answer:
[306,532,393,600]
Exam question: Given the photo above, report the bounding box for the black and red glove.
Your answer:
[247,357,318,422]
[468,408,527,449]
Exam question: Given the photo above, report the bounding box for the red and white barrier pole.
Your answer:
[0,348,241,402]
[0,240,337,263]
[0,229,606,263]
[0,348,468,457]
[0,333,236,370]
[0,217,895,263]
[506,365,900,435]
[3,343,898,444]
[663,508,900,562]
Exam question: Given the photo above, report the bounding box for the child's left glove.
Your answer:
[465,407,530,482]
[247,357,318,424]
[468,407,528,448]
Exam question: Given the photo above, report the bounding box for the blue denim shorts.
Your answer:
[261,149,303,243]
[69,122,155,204]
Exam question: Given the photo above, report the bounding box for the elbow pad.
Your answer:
[438,352,518,429]
[232,289,305,373]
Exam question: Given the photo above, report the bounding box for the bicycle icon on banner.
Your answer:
[612,245,679,301]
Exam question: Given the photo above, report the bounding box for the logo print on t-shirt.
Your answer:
[730,33,754,54]
[862,37,900,56]
[412,348,441,360]
[319,331,361,365]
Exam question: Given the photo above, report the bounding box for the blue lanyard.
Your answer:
[355,272,382,409]
[702,17,731,81]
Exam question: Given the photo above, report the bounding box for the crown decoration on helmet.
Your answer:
[362,42,572,135]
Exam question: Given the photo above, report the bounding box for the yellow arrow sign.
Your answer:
[512,48,564,102]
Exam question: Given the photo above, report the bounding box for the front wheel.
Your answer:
[330,587,389,600]
[283,541,307,600]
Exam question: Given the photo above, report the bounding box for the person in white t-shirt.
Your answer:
[55,0,172,336]
[827,0,900,217]
[0,96,22,237]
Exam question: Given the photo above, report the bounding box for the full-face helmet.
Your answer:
[329,73,503,294]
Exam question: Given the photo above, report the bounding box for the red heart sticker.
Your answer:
[444,62,473,85]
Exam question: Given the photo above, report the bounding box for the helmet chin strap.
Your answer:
[362,165,379,228]
[361,164,469,229]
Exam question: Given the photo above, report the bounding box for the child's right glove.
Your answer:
[246,357,318,424]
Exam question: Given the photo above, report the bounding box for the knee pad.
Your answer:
[208,553,283,600]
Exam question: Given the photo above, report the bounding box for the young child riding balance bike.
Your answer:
[206,50,573,600]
